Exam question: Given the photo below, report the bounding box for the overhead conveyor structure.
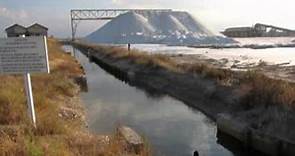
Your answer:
[254,23,295,37]
[222,23,295,38]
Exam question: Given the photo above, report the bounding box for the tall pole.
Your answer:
[24,73,36,128]
[71,18,75,41]
[71,20,77,57]
[70,11,77,57]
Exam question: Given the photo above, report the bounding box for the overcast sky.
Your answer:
[0,0,294,38]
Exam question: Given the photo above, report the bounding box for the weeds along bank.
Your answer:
[0,38,150,156]
[73,42,295,154]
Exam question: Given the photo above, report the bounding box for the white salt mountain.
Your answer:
[86,11,234,45]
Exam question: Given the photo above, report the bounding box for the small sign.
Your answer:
[0,36,49,74]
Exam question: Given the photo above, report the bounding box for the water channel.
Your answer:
[63,45,248,156]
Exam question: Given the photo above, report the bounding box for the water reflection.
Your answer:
[63,46,235,156]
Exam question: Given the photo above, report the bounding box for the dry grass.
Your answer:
[0,76,26,125]
[178,62,233,81]
[48,39,84,76]
[240,71,295,110]
[90,45,180,72]
[0,134,25,156]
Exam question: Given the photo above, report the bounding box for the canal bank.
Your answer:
[71,42,295,156]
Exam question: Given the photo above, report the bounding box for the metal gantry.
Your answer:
[254,23,295,37]
[70,9,172,40]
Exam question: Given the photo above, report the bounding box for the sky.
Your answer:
[0,0,294,38]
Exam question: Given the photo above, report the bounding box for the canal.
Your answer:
[63,46,244,156]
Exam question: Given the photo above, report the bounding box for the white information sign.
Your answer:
[0,36,50,128]
[0,36,49,74]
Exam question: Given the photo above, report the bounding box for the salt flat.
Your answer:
[132,37,295,82]
[133,37,295,67]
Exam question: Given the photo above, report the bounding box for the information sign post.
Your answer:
[24,73,36,127]
[0,36,49,128]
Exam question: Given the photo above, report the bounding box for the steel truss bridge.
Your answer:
[70,9,172,40]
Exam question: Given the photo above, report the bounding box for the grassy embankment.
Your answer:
[78,44,295,120]
[0,39,150,156]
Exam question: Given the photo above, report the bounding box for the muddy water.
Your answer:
[63,46,244,156]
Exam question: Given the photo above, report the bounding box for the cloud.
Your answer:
[112,0,121,4]
[110,0,164,8]
[0,6,29,22]
[0,6,31,37]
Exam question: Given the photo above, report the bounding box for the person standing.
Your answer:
[193,151,199,156]
[127,43,131,51]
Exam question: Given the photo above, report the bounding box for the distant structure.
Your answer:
[5,24,27,37]
[26,23,48,36]
[222,23,295,38]
[221,27,256,38]
[5,23,48,38]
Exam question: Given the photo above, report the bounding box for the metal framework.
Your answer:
[70,9,172,40]
[222,23,295,38]
[254,23,295,36]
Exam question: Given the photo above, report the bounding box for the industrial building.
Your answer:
[5,23,48,37]
[222,23,295,38]
[222,27,256,38]
[5,24,27,37]
[26,23,48,36]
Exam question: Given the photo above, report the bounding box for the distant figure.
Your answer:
[127,43,131,51]
[193,150,199,156]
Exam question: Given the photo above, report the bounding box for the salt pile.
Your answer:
[86,11,234,45]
